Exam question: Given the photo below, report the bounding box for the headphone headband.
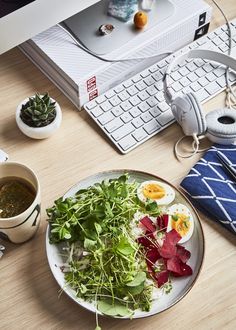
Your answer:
[163,49,236,104]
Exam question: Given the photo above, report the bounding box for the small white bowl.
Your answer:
[16,96,62,139]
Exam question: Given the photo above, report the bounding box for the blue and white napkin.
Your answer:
[181,144,236,234]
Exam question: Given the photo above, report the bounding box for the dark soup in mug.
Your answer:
[0,176,36,218]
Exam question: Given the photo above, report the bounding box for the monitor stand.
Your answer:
[62,0,175,55]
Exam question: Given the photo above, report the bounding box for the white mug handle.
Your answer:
[0,149,9,162]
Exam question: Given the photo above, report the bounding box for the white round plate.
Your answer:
[46,170,205,318]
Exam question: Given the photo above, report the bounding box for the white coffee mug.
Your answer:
[0,161,41,243]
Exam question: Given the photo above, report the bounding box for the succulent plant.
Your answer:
[20,93,57,128]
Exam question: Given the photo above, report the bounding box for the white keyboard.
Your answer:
[84,19,236,154]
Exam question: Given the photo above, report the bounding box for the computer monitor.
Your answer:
[0,0,100,55]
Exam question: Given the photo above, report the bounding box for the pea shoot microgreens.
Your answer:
[47,174,161,328]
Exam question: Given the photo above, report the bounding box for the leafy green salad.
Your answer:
[47,174,192,328]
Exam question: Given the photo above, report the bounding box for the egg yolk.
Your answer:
[142,183,165,200]
[171,213,190,237]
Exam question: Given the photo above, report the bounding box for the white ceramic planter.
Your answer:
[16,96,62,139]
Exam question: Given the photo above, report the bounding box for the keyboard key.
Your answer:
[205,81,221,95]
[143,119,161,134]
[214,67,226,77]
[130,95,141,106]
[157,60,168,69]
[127,85,139,96]
[195,67,206,77]
[123,80,133,88]
[179,67,190,76]
[206,72,217,82]
[179,77,191,87]
[172,81,183,92]
[105,89,116,99]
[147,96,158,108]
[112,123,135,141]
[144,76,155,86]
[146,85,158,96]
[154,81,163,91]
[149,65,159,73]
[149,106,161,118]
[132,74,142,83]
[112,106,124,117]
[96,95,107,104]
[191,81,201,92]
[171,71,182,81]
[132,128,148,141]
[152,71,163,82]
[100,101,112,112]
[114,84,125,93]
[141,112,153,123]
[203,63,214,73]
[118,91,130,101]
[141,69,151,78]
[188,72,198,82]
[155,92,165,102]
[118,135,136,151]
[157,110,174,126]
[136,81,147,91]
[120,100,132,111]
[138,90,150,101]
[216,76,226,88]
[121,112,133,123]
[98,112,114,125]
[105,118,123,133]
[129,107,141,118]
[158,102,169,112]
[132,117,144,128]
[86,100,97,110]
[195,89,210,102]
[198,76,209,87]
[186,62,198,72]
[110,95,121,106]
[91,106,104,118]
[138,101,150,113]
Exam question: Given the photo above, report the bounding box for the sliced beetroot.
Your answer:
[159,229,181,258]
[137,236,151,248]
[165,229,182,246]
[153,270,169,287]
[176,245,191,263]
[146,247,161,266]
[157,214,169,230]
[140,216,156,233]
[159,241,176,259]
[137,232,155,248]
[167,256,193,276]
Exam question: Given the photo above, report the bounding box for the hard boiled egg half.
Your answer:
[137,180,175,205]
[167,203,194,243]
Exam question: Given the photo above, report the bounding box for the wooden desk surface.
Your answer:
[0,1,236,329]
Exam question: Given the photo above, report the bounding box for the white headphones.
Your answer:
[163,49,236,145]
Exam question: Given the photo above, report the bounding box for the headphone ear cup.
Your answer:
[206,108,236,144]
[171,92,206,136]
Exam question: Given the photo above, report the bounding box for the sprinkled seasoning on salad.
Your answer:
[47,174,193,329]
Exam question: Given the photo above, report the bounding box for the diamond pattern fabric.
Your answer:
[181,144,236,234]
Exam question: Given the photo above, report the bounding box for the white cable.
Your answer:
[174,135,199,159]
[211,0,236,108]
[57,23,172,63]
[174,134,209,160]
